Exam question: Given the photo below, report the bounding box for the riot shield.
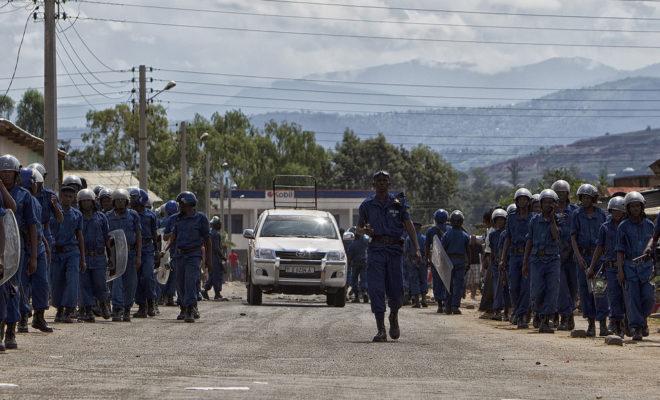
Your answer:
[155,264,170,285]
[431,235,453,291]
[106,229,128,282]
[158,228,170,268]
[0,210,21,286]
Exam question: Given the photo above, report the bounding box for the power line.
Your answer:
[2,80,130,93]
[75,0,660,34]
[2,7,33,98]
[155,68,660,92]
[55,48,98,110]
[75,16,660,50]
[162,90,660,112]
[154,78,660,102]
[255,0,660,22]
[68,20,120,72]
[158,99,660,118]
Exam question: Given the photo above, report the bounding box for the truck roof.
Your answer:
[263,209,332,218]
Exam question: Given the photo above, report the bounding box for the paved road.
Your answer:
[1,289,658,399]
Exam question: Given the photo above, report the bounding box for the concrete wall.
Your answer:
[0,138,44,165]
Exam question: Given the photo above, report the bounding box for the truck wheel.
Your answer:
[333,287,346,308]
[247,281,262,305]
[326,293,334,306]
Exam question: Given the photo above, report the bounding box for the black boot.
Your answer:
[420,294,428,308]
[184,306,195,323]
[532,314,540,329]
[557,314,569,331]
[192,305,200,319]
[539,316,555,334]
[373,313,387,342]
[54,307,64,323]
[201,290,210,300]
[61,308,75,324]
[133,304,147,318]
[5,323,17,349]
[436,303,443,314]
[101,302,111,320]
[631,328,643,341]
[412,295,421,309]
[112,307,123,322]
[642,320,649,337]
[165,296,176,306]
[0,323,5,352]
[91,304,102,317]
[17,314,29,333]
[122,309,131,322]
[147,300,156,317]
[517,314,528,329]
[177,306,185,320]
[351,295,360,304]
[86,306,96,323]
[389,311,400,340]
[32,310,54,333]
[567,314,575,331]
[552,313,559,329]
[586,318,596,337]
[599,319,610,337]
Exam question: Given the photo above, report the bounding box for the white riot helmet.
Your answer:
[540,189,559,202]
[607,196,626,212]
[111,188,130,202]
[491,208,508,221]
[514,188,533,201]
[551,180,570,193]
[27,162,46,177]
[531,194,540,203]
[62,175,83,192]
[576,183,599,199]
[77,188,96,203]
[623,191,645,207]
[506,203,517,214]
[32,169,44,184]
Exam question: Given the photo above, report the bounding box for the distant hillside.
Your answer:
[484,128,660,185]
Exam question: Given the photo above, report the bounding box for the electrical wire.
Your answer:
[2,7,33,98]
[55,49,98,110]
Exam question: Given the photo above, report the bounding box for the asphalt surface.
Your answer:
[1,284,658,400]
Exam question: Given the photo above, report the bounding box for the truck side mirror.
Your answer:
[243,229,255,240]
[342,232,355,241]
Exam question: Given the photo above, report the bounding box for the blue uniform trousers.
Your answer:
[492,267,510,312]
[20,250,49,313]
[135,245,155,305]
[507,255,530,317]
[176,255,201,307]
[51,250,80,308]
[577,257,609,320]
[605,266,625,321]
[406,261,427,296]
[163,257,178,298]
[367,246,403,314]
[350,262,368,294]
[448,264,466,309]
[111,251,137,311]
[80,256,108,306]
[431,268,447,305]
[557,260,578,316]
[530,258,560,316]
[623,262,655,330]
[0,284,6,322]
[204,261,224,293]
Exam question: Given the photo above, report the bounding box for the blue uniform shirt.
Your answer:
[570,206,607,250]
[10,185,38,240]
[28,196,46,256]
[162,214,176,234]
[441,226,470,266]
[488,228,505,262]
[209,228,223,268]
[615,218,655,261]
[35,187,58,240]
[50,206,83,247]
[358,193,411,241]
[527,213,560,261]
[655,214,660,238]
[347,235,369,264]
[405,232,425,262]
[82,211,109,253]
[596,218,620,262]
[138,209,158,246]
[106,209,141,247]
[505,210,532,251]
[557,203,578,246]
[172,212,210,257]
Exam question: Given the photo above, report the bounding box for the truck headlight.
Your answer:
[326,251,346,261]
[255,248,276,259]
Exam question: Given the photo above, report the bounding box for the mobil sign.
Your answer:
[266,190,295,199]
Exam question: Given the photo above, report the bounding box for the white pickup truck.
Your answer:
[242,209,348,307]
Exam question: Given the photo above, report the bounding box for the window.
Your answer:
[223,214,244,234]
[259,215,338,239]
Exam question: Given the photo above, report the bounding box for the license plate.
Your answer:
[284,266,316,274]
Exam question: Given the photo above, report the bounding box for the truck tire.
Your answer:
[247,281,262,305]
[326,293,334,306]
[333,287,346,308]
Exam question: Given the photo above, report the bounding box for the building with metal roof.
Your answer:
[65,170,163,205]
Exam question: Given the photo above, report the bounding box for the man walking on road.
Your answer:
[357,171,420,342]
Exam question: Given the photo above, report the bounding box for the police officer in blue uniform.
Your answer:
[552,180,579,331]
[616,192,655,341]
[165,192,211,323]
[523,189,561,334]
[589,196,626,337]
[571,184,609,337]
[98,188,114,213]
[357,171,420,342]
[203,216,226,301]
[131,188,158,318]
[489,208,509,321]
[406,222,427,308]
[442,210,470,315]
[425,209,448,313]
[0,155,39,349]
[107,188,142,322]
[78,189,111,322]
[26,163,63,252]
[347,229,369,303]
[500,188,534,329]
[50,182,85,324]
[17,168,52,333]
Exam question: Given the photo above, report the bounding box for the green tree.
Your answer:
[0,95,14,119]
[536,167,584,202]
[15,89,44,137]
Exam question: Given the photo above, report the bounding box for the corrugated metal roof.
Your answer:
[0,118,66,159]
[65,170,163,204]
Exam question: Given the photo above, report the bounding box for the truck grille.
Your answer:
[275,251,326,260]
[279,271,322,279]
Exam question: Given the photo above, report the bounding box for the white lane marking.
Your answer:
[253,381,268,385]
[0,384,18,388]
[185,387,250,391]
[49,355,63,359]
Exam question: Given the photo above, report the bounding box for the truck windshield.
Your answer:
[260,215,338,239]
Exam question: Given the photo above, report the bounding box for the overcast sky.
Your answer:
[3,0,660,119]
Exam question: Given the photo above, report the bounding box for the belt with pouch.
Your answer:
[371,235,404,246]
[86,248,106,257]
[54,245,77,253]
[511,246,526,255]
[176,246,200,254]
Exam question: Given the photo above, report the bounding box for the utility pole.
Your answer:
[43,0,58,189]
[219,165,225,226]
[138,65,148,190]
[204,150,211,215]
[179,121,187,192]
